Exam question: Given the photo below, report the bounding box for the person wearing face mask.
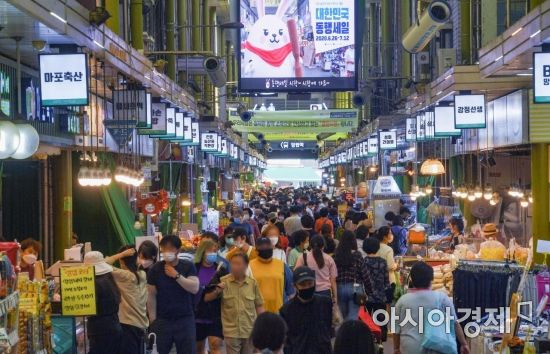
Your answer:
[219,227,235,259]
[261,212,278,234]
[147,235,200,354]
[279,266,332,354]
[105,245,148,354]
[287,230,309,269]
[249,237,294,313]
[262,225,286,263]
[243,208,261,241]
[137,240,158,272]
[226,227,258,263]
[193,239,228,354]
[229,210,253,240]
[19,238,44,281]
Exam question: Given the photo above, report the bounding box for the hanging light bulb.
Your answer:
[489,198,498,206]
[467,191,476,201]
[520,198,529,208]
[78,167,91,186]
[528,191,533,204]
[517,189,525,198]
[425,185,433,195]
[474,186,483,199]
[508,186,517,197]
[460,187,468,199]
[483,186,493,200]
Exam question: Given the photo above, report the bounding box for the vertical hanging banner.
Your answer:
[146,102,167,136]
[406,118,416,141]
[379,131,397,149]
[183,117,193,142]
[221,139,229,156]
[173,112,185,141]
[424,111,435,140]
[454,94,486,128]
[367,137,378,155]
[416,113,425,141]
[146,93,152,127]
[191,122,200,145]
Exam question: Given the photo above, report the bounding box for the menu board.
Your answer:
[60,265,97,316]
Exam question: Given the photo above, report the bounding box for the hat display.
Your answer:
[293,266,316,285]
[84,251,113,275]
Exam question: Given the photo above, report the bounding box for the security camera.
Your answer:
[352,93,366,107]
[237,103,253,122]
[203,57,227,88]
[32,40,47,51]
[257,133,264,140]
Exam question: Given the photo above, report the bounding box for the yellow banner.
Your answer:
[60,265,97,316]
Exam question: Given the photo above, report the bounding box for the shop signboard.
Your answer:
[367,137,378,155]
[112,90,147,127]
[454,94,486,128]
[156,107,176,139]
[216,136,223,155]
[434,106,461,136]
[406,118,416,141]
[240,148,246,162]
[271,141,317,150]
[231,143,239,160]
[191,122,200,145]
[201,132,218,152]
[60,265,97,316]
[416,113,425,141]
[173,112,185,141]
[228,109,358,134]
[147,102,167,135]
[329,155,335,165]
[238,0,356,92]
[39,53,89,106]
[424,111,435,140]
[146,93,152,127]
[221,139,229,156]
[187,146,195,163]
[347,147,353,161]
[362,141,368,157]
[534,52,550,103]
[379,131,397,149]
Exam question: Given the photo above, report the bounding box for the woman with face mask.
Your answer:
[262,225,286,263]
[193,239,228,354]
[105,245,148,354]
[19,238,44,281]
[137,240,158,272]
[248,237,295,313]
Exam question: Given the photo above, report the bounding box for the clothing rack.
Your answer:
[457,259,524,271]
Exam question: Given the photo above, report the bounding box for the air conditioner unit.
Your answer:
[437,48,456,76]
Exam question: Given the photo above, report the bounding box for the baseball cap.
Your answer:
[293,266,316,285]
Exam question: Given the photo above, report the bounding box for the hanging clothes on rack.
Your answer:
[452,260,523,324]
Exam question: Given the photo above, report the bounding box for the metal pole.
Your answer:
[130,0,144,51]
[15,38,21,115]
[166,0,177,80]
[105,0,120,35]
[178,0,188,84]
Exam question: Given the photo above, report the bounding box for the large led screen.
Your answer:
[239,0,357,92]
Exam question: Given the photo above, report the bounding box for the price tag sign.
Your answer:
[434,106,461,136]
[201,132,218,152]
[454,94,486,128]
[534,52,550,103]
[60,265,97,316]
[406,118,416,141]
[379,131,397,149]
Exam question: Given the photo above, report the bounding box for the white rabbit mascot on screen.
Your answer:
[243,0,297,78]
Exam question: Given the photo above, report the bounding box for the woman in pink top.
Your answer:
[294,235,338,303]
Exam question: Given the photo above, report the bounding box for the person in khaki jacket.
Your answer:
[204,252,264,354]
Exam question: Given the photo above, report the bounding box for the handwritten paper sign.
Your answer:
[60,265,96,316]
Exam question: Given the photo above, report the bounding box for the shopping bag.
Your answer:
[358,306,382,340]
[421,297,457,354]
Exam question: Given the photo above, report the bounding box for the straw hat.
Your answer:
[84,251,113,276]
[482,223,498,238]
